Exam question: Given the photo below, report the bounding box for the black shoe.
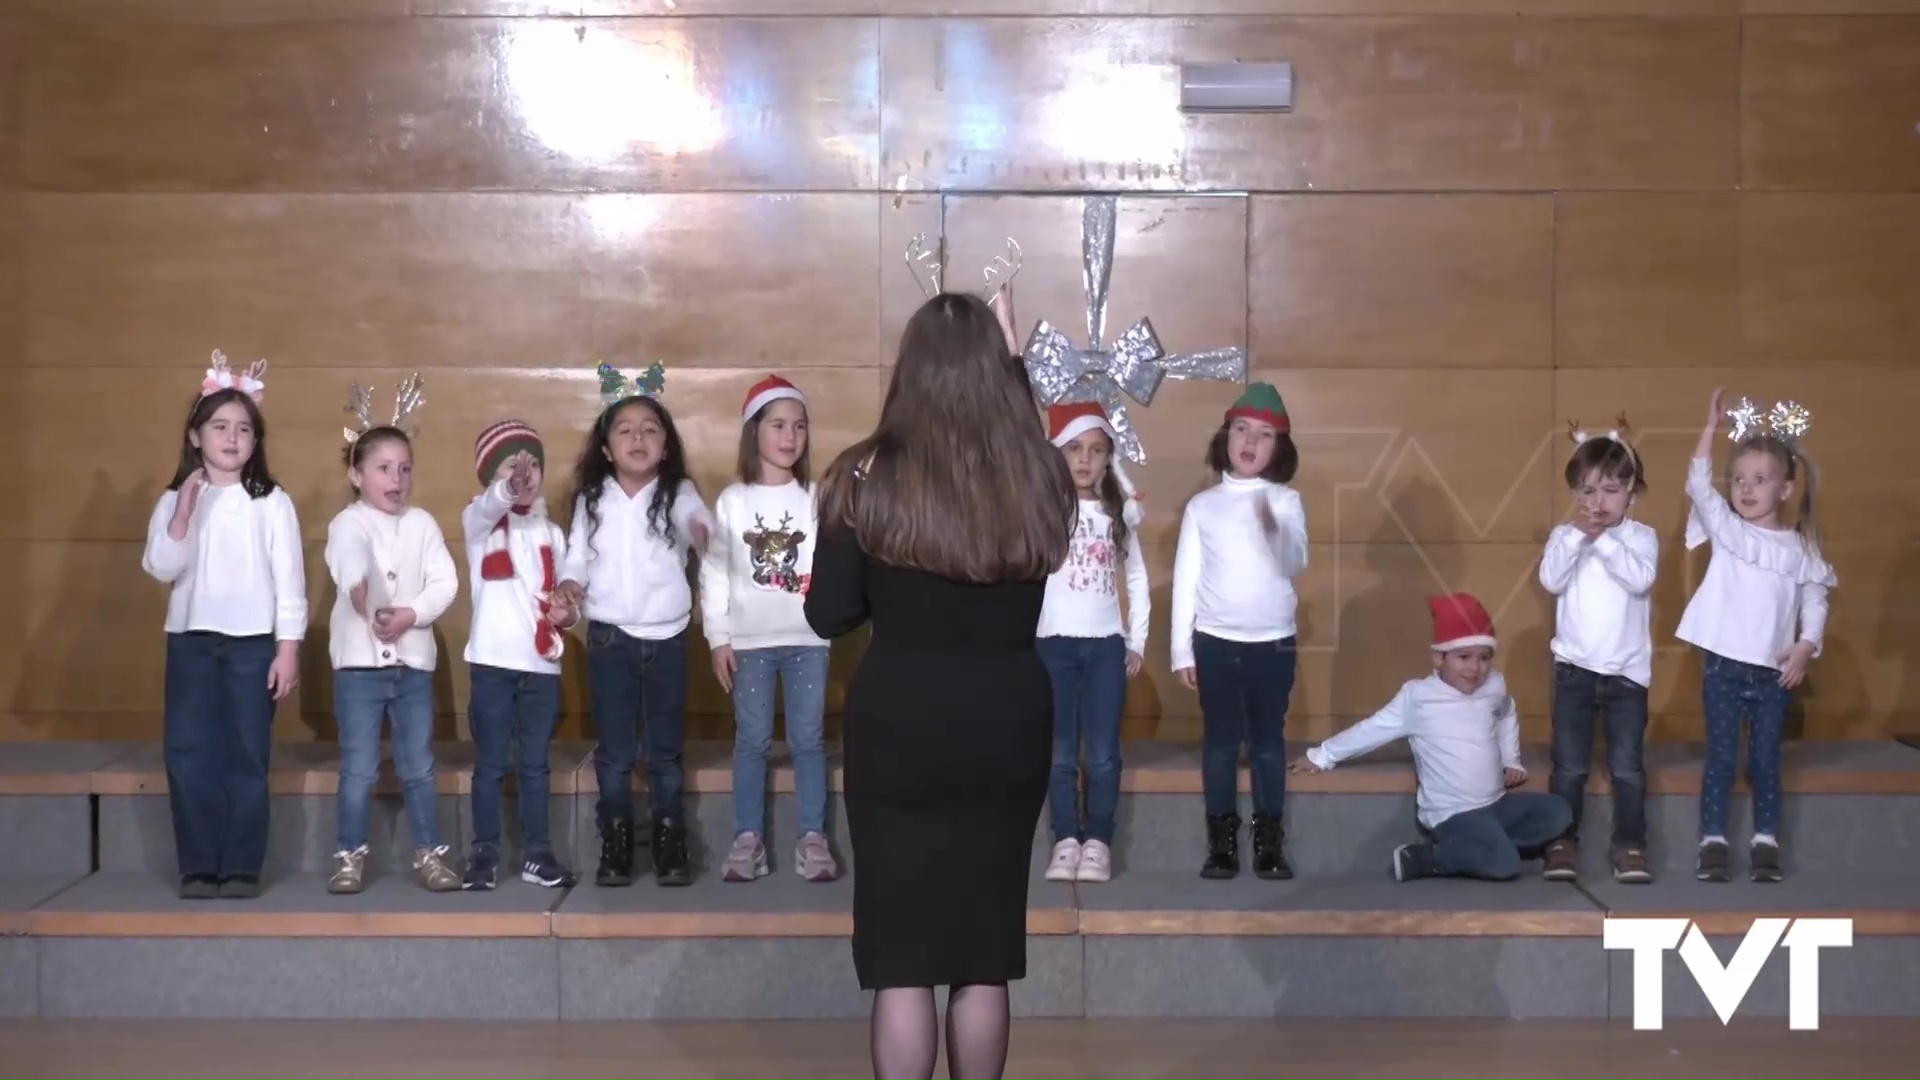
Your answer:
[1750,840,1784,883]
[1393,842,1437,882]
[1251,814,1293,880]
[522,850,578,889]
[463,845,501,891]
[596,819,636,887]
[1200,813,1242,879]
[653,817,693,887]
[217,874,261,899]
[1696,839,1731,883]
[178,874,219,900]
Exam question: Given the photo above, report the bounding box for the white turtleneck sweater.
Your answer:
[1537,519,1658,687]
[1169,474,1308,672]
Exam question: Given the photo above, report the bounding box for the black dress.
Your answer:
[804,524,1052,990]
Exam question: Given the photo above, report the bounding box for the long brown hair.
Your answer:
[816,292,1075,583]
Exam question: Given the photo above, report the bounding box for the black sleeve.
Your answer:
[804,525,870,639]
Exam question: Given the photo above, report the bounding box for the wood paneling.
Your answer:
[22,193,883,371]
[1555,194,1920,367]
[22,17,880,192]
[1250,195,1552,369]
[880,17,1738,193]
[1743,17,1920,191]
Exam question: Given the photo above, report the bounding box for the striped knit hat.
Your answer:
[474,420,544,486]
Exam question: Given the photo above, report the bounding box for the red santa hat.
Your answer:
[1430,592,1497,653]
[1046,403,1143,529]
[742,375,806,422]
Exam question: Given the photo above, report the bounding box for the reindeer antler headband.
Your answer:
[1725,397,1812,445]
[902,233,1024,306]
[200,350,268,402]
[343,374,426,445]
[1567,411,1640,472]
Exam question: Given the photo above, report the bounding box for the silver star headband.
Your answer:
[1726,396,1811,444]
[343,373,425,445]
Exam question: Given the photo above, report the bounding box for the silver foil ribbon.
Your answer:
[1021,196,1248,463]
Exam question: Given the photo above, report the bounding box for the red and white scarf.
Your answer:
[479,506,564,662]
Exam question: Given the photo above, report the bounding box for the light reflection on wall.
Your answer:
[1039,63,1185,171]
[505,23,723,164]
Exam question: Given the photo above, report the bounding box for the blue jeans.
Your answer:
[731,645,831,837]
[468,664,562,856]
[1428,792,1572,880]
[1699,649,1789,838]
[163,632,278,880]
[1194,633,1296,818]
[588,623,687,826]
[334,666,440,852]
[1548,661,1649,847]
[1037,635,1127,844]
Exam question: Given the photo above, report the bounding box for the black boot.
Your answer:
[653,816,693,887]
[1251,814,1292,880]
[1200,813,1241,879]
[596,819,635,887]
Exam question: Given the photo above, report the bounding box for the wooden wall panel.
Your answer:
[15,0,1757,16]
[880,17,1738,193]
[1743,17,1920,191]
[22,17,880,192]
[23,193,883,371]
[1249,195,1553,369]
[1555,194,1920,368]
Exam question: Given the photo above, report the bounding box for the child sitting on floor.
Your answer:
[1291,593,1571,882]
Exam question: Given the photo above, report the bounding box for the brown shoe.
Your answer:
[1613,846,1653,884]
[1542,839,1578,881]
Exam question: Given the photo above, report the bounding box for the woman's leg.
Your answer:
[871,986,939,1080]
[944,982,1011,1080]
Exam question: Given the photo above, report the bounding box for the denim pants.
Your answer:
[1036,635,1127,844]
[468,663,563,856]
[1194,633,1296,818]
[163,632,278,880]
[334,666,441,852]
[731,645,831,838]
[588,623,688,827]
[1548,661,1650,847]
[1427,792,1572,880]
[1698,649,1789,839]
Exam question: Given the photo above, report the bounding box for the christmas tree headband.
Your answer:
[1725,397,1811,445]
[199,350,267,403]
[1566,412,1639,471]
[343,374,425,445]
[596,361,666,409]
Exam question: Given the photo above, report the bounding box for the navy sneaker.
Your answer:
[462,846,500,892]
[522,851,578,889]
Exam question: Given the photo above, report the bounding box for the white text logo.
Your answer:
[1603,917,1854,1030]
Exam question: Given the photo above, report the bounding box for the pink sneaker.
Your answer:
[1076,839,1113,882]
[795,832,839,882]
[722,833,769,882]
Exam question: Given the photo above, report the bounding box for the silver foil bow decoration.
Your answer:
[1021,196,1248,463]
[1725,396,1811,444]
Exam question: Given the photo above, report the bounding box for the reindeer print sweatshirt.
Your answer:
[699,480,828,652]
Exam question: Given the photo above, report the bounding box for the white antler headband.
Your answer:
[200,350,268,402]
[342,373,426,445]
[1567,412,1640,471]
[1726,396,1812,444]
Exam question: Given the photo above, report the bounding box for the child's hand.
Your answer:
[1125,651,1143,679]
[505,451,537,503]
[1779,641,1816,688]
[1503,766,1526,788]
[1175,667,1197,691]
[549,593,578,630]
[689,519,711,555]
[1707,386,1725,428]
[349,579,369,618]
[556,580,586,609]
[372,606,417,643]
[169,470,206,539]
[712,644,737,693]
[1289,754,1327,775]
[267,641,300,701]
[1574,514,1607,540]
[1256,497,1278,536]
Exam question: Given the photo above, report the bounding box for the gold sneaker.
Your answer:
[328,845,369,894]
[414,845,461,892]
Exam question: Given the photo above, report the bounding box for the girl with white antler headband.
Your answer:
[142,352,307,901]
[1537,414,1658,886]
[1679,389,1837,885]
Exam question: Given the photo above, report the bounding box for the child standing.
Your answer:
[461,421,579,891]
[325,392,461,895]
[142,354,306,900]
[1170,383,1308,881]
[700,375,838,884]
[558,364,712,888]
[1537,417,1658,884]
[1293,594,1573,882]
[1038,403,1149,885]
[1678,388,1835,884]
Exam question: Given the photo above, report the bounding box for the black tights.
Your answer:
[870,983,1010,1080]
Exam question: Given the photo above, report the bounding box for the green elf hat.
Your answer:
[1225,382,1289,434]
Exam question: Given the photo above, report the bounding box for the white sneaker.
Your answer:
[1045,838,1082,882]
[1076,839,1113,882]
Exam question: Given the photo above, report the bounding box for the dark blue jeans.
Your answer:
[1428,792,1572,880]
[1194,633,1296,818]
[1548,661,1649,847]
[1037,635,1128,844]
[469,663,563,856]
[163,632,278,880]
[588,623,687,827]
[1699,649,1789,839]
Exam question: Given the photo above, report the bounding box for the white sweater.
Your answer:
[698,481,827,651]
[1038,499,1150,655]
[142,484,308,640]
[463,481,570,675]
[1170,475,1309,672]
[324,503,459,672]
[1537,519,1658,688]
[1675,455,1836,670]
[1306,671,1525,829]
[560,477,712,640]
